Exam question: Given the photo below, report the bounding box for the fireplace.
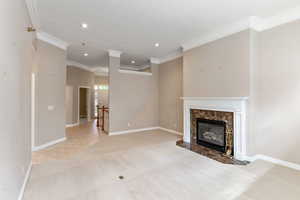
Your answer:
[180,97,248,162]
[197,118,226,153]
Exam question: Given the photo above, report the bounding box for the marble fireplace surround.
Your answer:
[182,97,248,161]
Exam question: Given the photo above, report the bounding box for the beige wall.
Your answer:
[182,21,300,165]
[0,1,34,199]
[95,75,109,107]
[183,30,250,97]
[66,66,95,124]
[251,20,300,164]
[35,40,66,147]
[109,56,159,132]
[65,85,74,125]
[159,57,183,133]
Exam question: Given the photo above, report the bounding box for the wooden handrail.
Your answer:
[96,105,109,131]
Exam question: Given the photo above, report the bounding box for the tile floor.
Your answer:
[24,121,300,200]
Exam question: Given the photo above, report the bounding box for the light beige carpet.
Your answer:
[24,122,300,200]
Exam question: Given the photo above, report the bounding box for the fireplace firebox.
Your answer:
[196,118,226,153]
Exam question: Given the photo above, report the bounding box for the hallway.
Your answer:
[24,122,300,200]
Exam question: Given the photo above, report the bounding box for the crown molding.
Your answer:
[67,60,94,72]
[159,49,183,64]
[182,17,251,52]
[108,50,122,58]
[25,0,40,29]
[150,57,160,64]
[93,66,109,76]
[182,7,300,52]
[250,6,300,31]
[37,32,69,50]
[67,60,109,76]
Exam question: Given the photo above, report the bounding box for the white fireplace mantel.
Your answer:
[182,97,249,161]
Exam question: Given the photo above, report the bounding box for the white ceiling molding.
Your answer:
[150,58,160,64]
[120,64,150,71]
[108,50,122,58]
[182,17,252,52]
[250,6,300,31]
[119,69,152,76]
[37,32,69,50]
[67,60,94,72]
[159,49,183,64]
[182,7,300,52]
[25,0,40,29]
[93,66,109,76]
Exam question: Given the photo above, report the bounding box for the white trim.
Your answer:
[110,127,160,135]
[150,58,160,64]
[251,6,300,32]
[183,98,248,161]
[181,8,300,52]
[37,32,69,50]
[245,155,300,171]
[159,50,183,64]
[108,50,122,58]
[31,73,35,151]
[120,64,150,71]
[118,69,152,76]
[32,137,66,152]
[78,86,91,124]
[182,17,251,52]
[67,60,94,72]
[159,127,182,135]
[181,97,249,101]
[18,162,32,200]
[93,66,109,76]
[66,123,79,128]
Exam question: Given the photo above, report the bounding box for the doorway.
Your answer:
[78,87,91,124]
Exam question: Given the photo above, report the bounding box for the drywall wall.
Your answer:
[159,57,183,133]
[0,1,34,199]
[95,75,109,107]
[35,40,66,147]
[65,85,74,125]
[251,20,300,164]
[183,30,250,97]
[182,21,300,165]
[66,66,95,124]
[109,56,159,133]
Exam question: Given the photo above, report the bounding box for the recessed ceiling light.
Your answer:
[131,60,135,64]
[81,23,88,29]
[155,43,160,47]
[84,53,88,57]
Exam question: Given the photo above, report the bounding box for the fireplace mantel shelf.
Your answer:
[180,97,249,101]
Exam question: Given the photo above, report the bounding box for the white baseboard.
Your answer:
[66,123,79,128]
[245,154,300,171]
[18,162,32,200]
[32,137,66,152]
[109,127,160,135]
[159,127,183,135]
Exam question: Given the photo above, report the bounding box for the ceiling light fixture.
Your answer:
[155,43,160,47]
[84,53,88,57]
[131,60,136,64]
[81,23,88,29]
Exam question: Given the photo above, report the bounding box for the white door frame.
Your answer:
[31,73,36,151]
[78,86,91,123]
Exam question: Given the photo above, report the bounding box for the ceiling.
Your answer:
[35,0,300,67]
